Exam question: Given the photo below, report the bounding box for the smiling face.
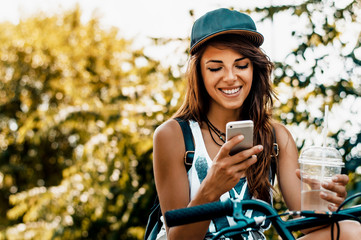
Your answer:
[200,44,253,114]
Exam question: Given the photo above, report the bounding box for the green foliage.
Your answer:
[256,1,361,147]
[0,7,183,240]
[256,0,361,174]
[254,0,361,237]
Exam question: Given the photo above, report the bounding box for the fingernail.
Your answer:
[252,155,257,160]
[320,192,327,198]
[329,203,336,211]
[258,145,263,151]
[322,182,329,188]
[332,176,338,181]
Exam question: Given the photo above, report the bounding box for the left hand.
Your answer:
[296,170,349,211]
[320,174,349,211]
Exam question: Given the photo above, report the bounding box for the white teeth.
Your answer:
[222,87,240,95]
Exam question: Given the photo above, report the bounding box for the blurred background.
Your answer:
[0,0,360,239]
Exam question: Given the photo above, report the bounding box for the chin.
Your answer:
[224,104,243,110]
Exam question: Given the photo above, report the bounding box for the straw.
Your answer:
[321,105,329,184]
[322,105,329,147]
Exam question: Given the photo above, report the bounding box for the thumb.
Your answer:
[219,135,244,157]
[295,169,301,180]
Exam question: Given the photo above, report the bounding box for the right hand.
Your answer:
[296,169,349,211]
[201,135,263,200]
[295,169,322,190]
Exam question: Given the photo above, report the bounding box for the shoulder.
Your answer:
[271,121,299,168]
[153,118,186,162]
[271,121,295,149]
[154,118,184,145]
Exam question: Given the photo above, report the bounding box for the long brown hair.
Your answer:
[173,34,277,203]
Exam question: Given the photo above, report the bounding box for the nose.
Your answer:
[224,68,237,83]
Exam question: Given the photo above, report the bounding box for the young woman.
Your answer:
[152,8,360,239]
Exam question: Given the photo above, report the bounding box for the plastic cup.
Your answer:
[299,146,344,211]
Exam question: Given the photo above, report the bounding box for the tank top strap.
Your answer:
[188,120,209,157]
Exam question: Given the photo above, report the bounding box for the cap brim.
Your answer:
[190,29,264,55]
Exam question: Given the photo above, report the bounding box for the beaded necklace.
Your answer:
[205,117,226,147]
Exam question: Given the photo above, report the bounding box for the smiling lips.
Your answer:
[220,87,242,95]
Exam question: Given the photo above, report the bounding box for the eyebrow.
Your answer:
[205,57,247,64]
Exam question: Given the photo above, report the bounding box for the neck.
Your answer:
[206,107,241,132]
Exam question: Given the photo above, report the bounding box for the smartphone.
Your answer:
[226,120,254,155]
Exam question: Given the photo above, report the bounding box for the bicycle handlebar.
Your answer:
[165,200,233,227]
[165,198,361,240]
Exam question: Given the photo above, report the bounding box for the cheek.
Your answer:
[203,81,217,99]
[200,77,213,100]
[202,73,217,91]
[244,72,253,88]
[242,76,254,97]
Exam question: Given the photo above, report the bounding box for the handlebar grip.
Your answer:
[165,199,233,227]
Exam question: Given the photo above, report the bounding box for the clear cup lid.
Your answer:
[299,146,345,166]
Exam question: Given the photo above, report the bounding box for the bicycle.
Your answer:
[164,193,361,240]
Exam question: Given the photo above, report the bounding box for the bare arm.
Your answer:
[153,119,214,239]
[274,123,351,236]
[274,122,301,211]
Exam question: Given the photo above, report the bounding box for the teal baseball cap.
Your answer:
[190,8,264,55]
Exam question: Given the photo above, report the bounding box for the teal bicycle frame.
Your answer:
[165,196,361,239]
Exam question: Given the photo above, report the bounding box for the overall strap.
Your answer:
[175,118,195,171]
[270,127,279,184]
